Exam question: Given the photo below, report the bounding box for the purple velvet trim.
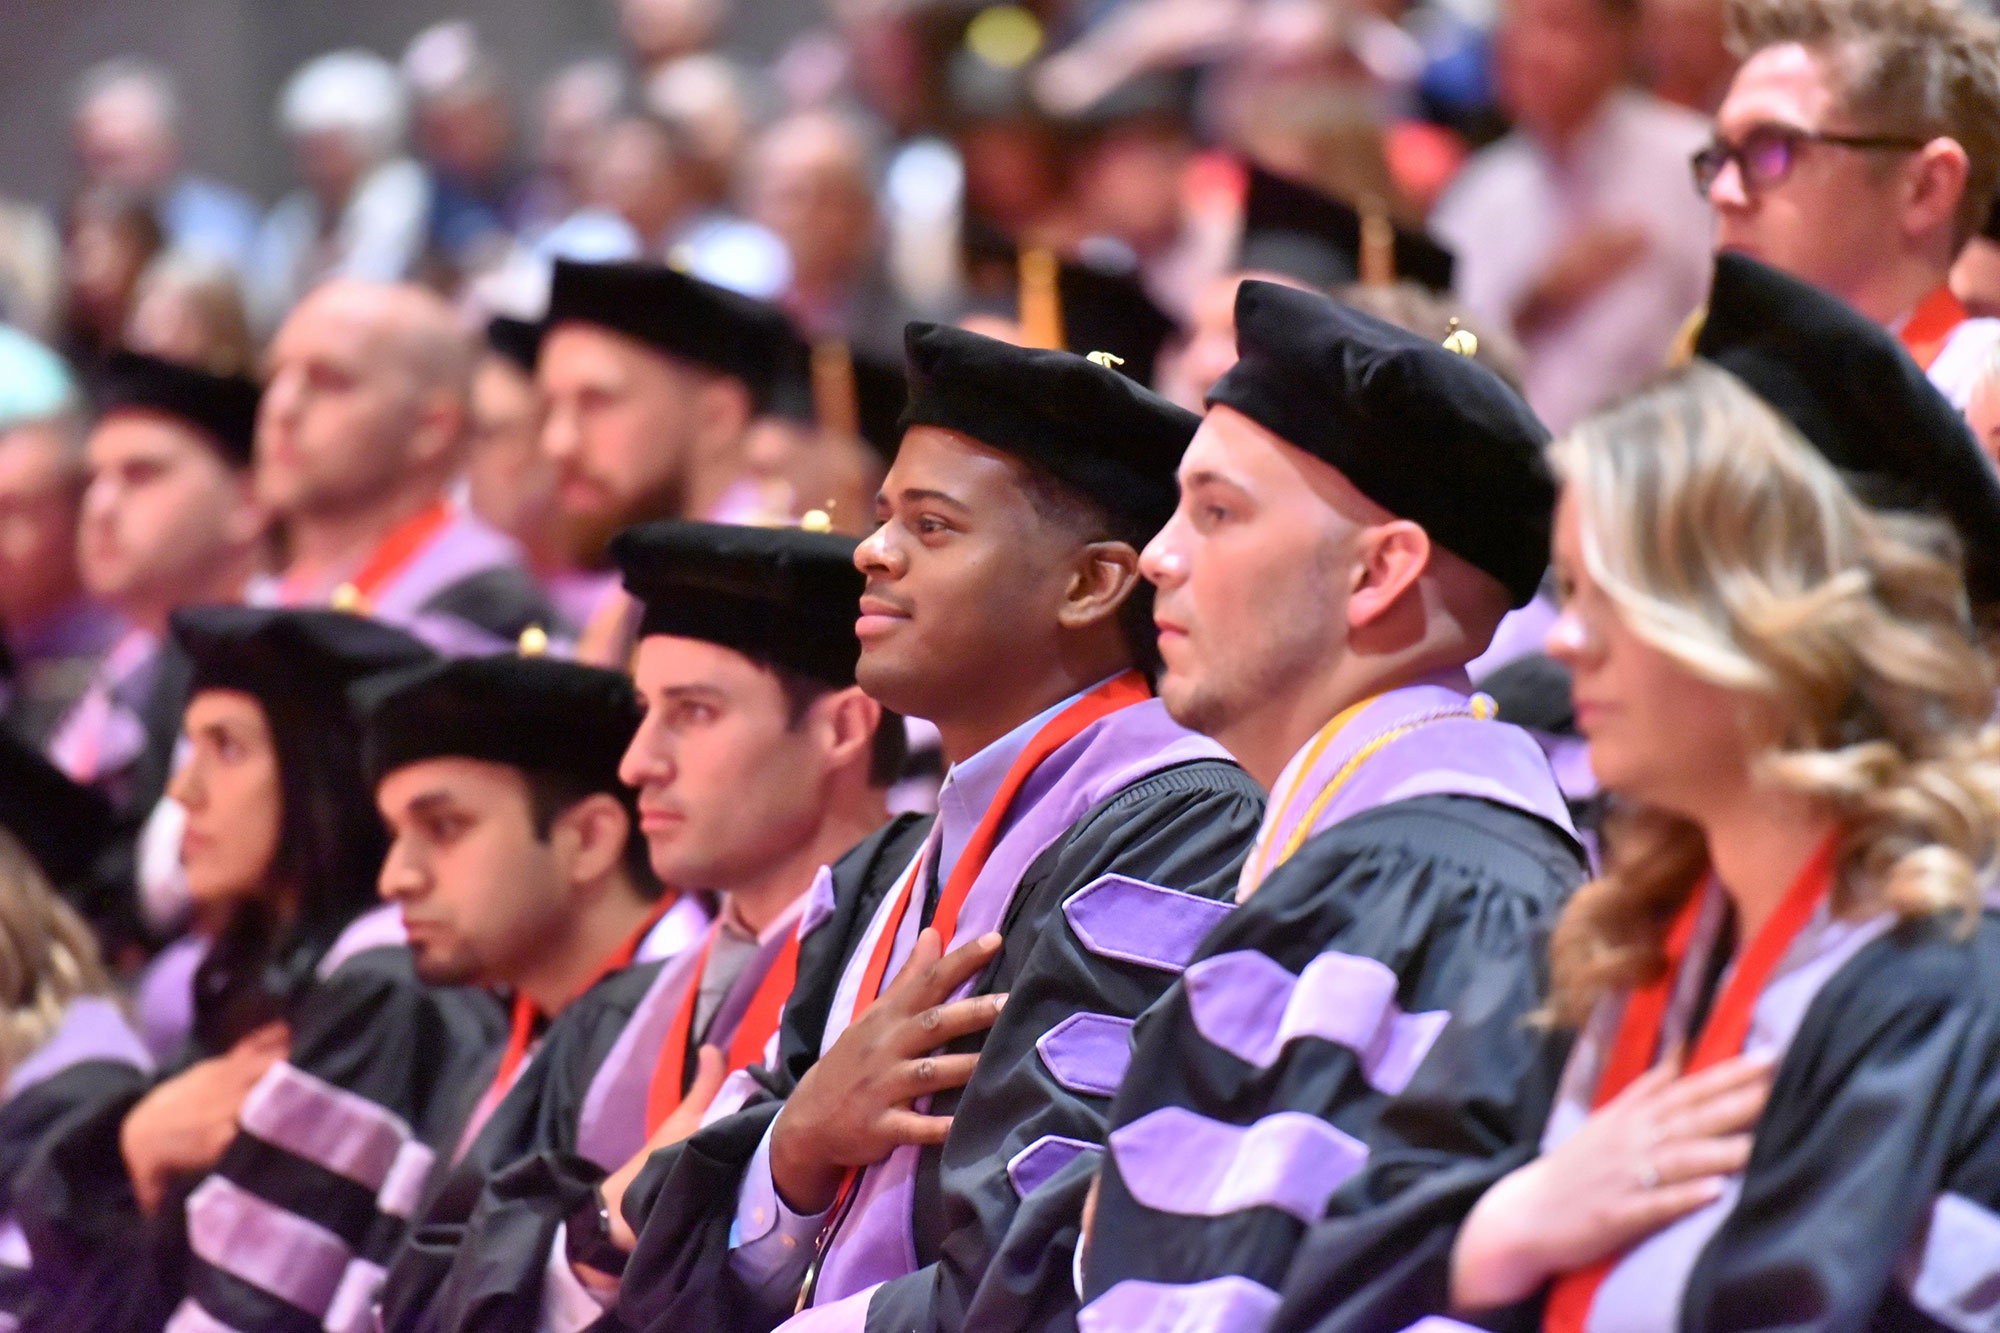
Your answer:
[1035,1012,1134,1098]
[809,699,1234,1307]
[574,935,709,1169]
[1078,1275,1282,1333]
[164,1299,244,1333]
[368,509,525,622]
[1063,874,1236,973]
[772,1281,881,1332]
[1397,1321,1488,1333]
[1005,1134,1099,1198]
[237,1060,434,1215]
[1902,1192,2000,1329]
[313,904,407,981]
[799,864,839,941]
[1109,1106,1366,1224]
[5,996,150,1097]
[1183,949,1450,1095]
[183,1174,356,1315]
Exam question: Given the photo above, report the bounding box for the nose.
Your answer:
[540,395,579,467]
[617,713,674,791]
[80,473,115,525]
[1139,512,1189,589]
[853,520,901,578]
[167,755,202,810]
[1707,156,1751,212]
[377,838,426,902]
[1544,603,1594,667]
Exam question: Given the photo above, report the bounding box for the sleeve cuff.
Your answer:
[540,1224,616,1332]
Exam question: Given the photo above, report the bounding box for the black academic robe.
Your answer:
[1080,794,1585,1333]
[612,760,1265,1333]
[1263,907,2000,1333]
[13,938,505,1333]
[382,815,935,1333]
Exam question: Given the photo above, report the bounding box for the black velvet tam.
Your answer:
[0,729,115,888]
[357,654,640,790]
[900,320,1199,536]
[1239,162,1455,293]
[611,520,865,688]
[98,350,261,467]
[485,315,542,375]
[1696,251,2000,604]
[543,258,794,412]
[1209,279,1554,607]
[171,606,436,711]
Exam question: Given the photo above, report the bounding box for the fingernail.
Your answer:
[980,932,1003,949]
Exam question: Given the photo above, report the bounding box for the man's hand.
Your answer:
[1449,1051,1773,1310]
[768,928,1006,1215]
[597,1044,730,1254]
[119,1022,289,1215]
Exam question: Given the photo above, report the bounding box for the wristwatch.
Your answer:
[564,1186,631,1279]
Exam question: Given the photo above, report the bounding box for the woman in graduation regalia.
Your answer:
[13,607,506,1333]
[1425,353,2000,1325]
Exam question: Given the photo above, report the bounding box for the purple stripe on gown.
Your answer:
[1035,1012,1135,1098]
[1063,874,1237,972]
[805,700,1233,1309]
[1182,949,1450,1094]
[4,995,150,1098]
[1109,1106,1367,1223]
[1078,1275,1283,1333]
[1005,1135,1099,1197]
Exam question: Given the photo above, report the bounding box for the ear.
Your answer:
[406,387,469,471]
[1054,540,1143,632]
[550,791,632,891]
[808,686,882,776]
[1904,137,1971,240]
[1345,520,1432,630]
[691,373,755,449]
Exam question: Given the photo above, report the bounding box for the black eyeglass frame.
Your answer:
[1690,124,1934,196]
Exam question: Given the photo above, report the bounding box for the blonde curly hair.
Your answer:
[0,830,113,1081]
[1545,361,2000,1024]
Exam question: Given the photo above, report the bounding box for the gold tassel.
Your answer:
[811,338,861,441]
[1359,195,1396,288]
[1018,247,1065,350]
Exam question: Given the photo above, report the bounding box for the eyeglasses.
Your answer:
[1690,124,1932,196]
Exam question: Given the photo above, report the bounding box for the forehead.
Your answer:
[376,754,532,813]
[269,289,387,365]
[883,425,1034,506]
[1180,404,1294,483]
[88,410,217,465]
[1718,43,1843,128]
[539,322,675,389]
[186,687,269,731]
[632,633,784,702]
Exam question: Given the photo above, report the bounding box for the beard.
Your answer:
[555,469,690,569]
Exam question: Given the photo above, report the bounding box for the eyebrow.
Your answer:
[1179,468,1248,493]
[401,790,465,821]
[651,682,729,705]
[884,486,971,511]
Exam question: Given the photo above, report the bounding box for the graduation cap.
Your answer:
[1695,251,2000,604]
[544,258,794,412]
[357,654,640,791]
[0,729,116,890]
[611,520,865,687]
[763,335,909,465]
[97,350,260,468]
[485,315,542,375]
[959,232,1182,389]
[1239,163,1455,294]
[901,320,1199,536]
[1211,279,1554,607]
[172,606,437,711]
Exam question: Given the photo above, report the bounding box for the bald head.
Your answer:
[747,110,879,293]
[257,280,474,523]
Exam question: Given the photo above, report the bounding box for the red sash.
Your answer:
[1542,834,1837,1331]
[1899,285,1968,372]
[643,921,804,1133]
[283,499,453,610]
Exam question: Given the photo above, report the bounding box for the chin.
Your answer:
[854,651,934,723]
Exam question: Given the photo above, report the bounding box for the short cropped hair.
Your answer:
[1728,0,2000,246]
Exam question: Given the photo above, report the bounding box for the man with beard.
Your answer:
[535,258,795,644]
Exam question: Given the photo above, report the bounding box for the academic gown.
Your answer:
[1273,897,2000,1333]
[379,816,934,1333]
[13,906,506,1333]
[611,697,1265,1333]
[1079,679,1586,1333]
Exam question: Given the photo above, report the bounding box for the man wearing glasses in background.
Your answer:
[1699,0,2000,408]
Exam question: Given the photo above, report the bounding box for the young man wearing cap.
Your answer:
[256,280,553,651]
[607,327,1265,1333]
[374,521,916,1333]
[41,351,266,950]
[1704,0,2000,408]
[1076,281,1586,1330]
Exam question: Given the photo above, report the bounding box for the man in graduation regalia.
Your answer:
[376,521,912,1333]
[606,325,1266,1333]
[1077,281,1587,1332]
